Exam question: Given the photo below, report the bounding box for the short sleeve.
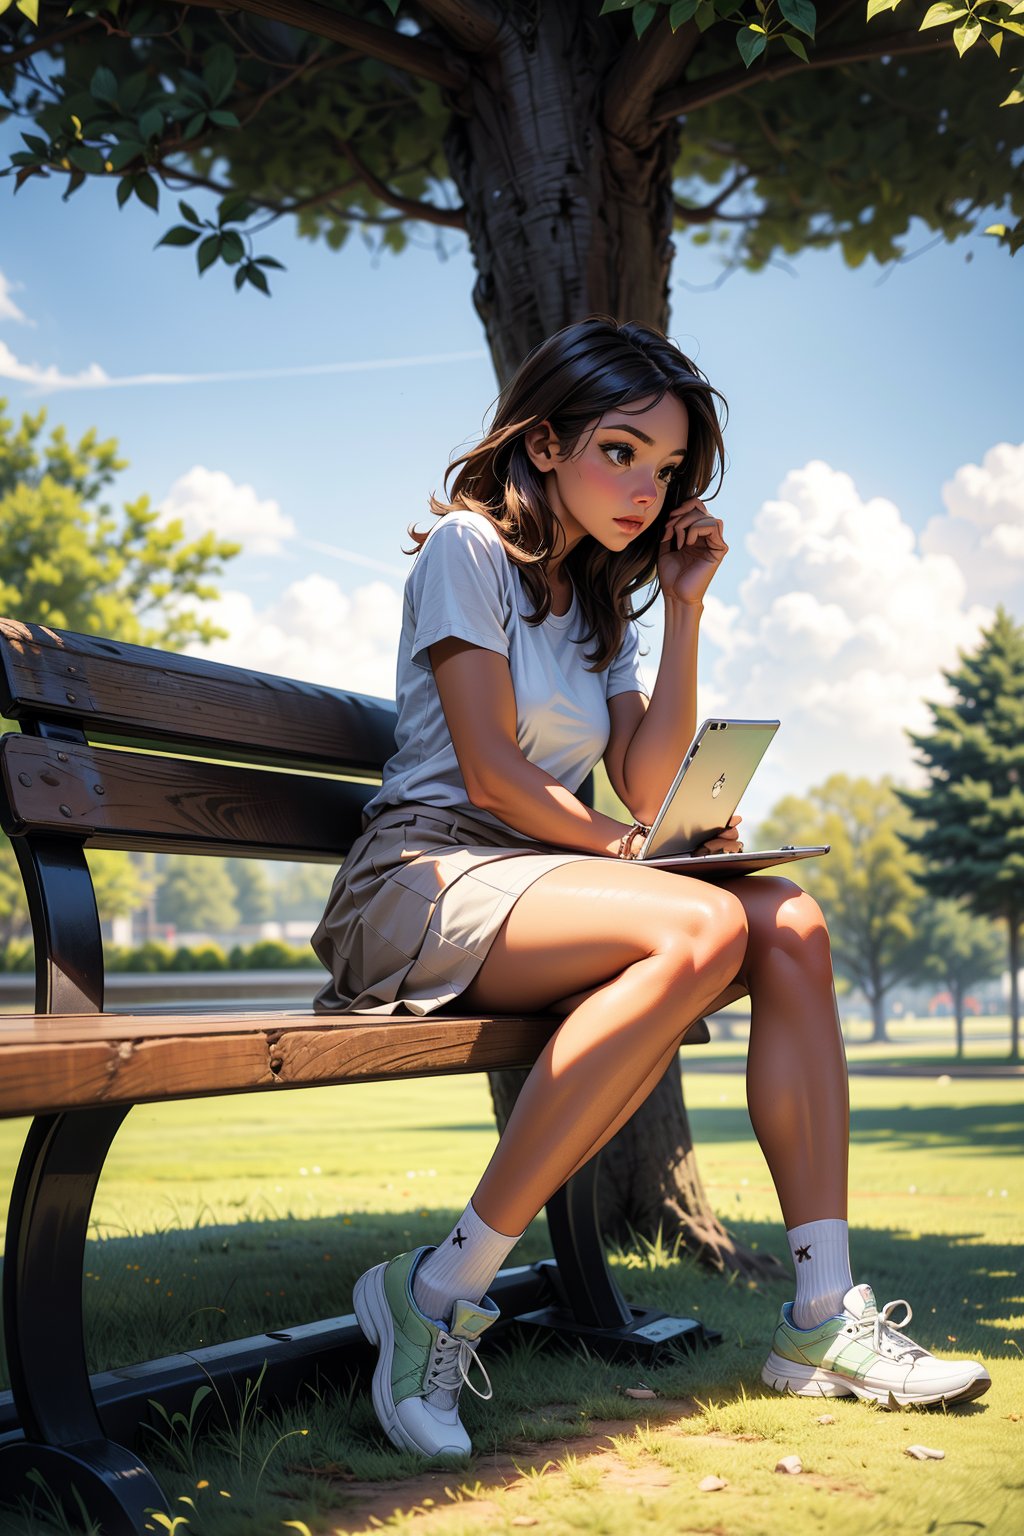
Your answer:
[408,514,512,672]
[606,619,648,699]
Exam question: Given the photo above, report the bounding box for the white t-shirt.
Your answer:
[361,511,649,835]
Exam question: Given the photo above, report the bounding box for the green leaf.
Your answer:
[208,109,240,129]
[234,266,247,290]
[67,145,104,173]
[184,113,207,140]
[953,15,981,50]
[156,225,201,247]
[632,0,658,34]
[599,0,635,13]
[21,133,49,155]
[381,0,400,13]
[106,141,143,171]
[196,233,221,273]
[219,230,245,264]
[245,262,270,295]
[218,192,254,225]
[866,0,899,16]
[782,29,810,57]
[670,0,699,25]
[777,0,816,35]
[202,42,236,105]
[737,24,768,63]
[987,26,1004,51]
[255,256,285,269]
[139,107,163,141]
[1000,84,1024,105]
[695,0,717,28]
[133,171,159,211]
[179,199,201,225]
[62,168,86,200]
[919,2,968,27]
[119,72,148,113]
[90,66,118,105]
[116,175,133,208]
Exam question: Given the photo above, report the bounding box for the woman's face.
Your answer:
[524,392,690,560]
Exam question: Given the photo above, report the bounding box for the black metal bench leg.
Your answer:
[515,1155,716,1362]
[1,1108,171,1533]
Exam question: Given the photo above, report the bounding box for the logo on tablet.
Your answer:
[711,773,726,799]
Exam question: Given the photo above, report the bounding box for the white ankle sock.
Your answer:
[786,1217,854,1328]
[412,1198,524,1325]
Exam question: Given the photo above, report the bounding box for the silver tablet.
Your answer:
[637,718,779,861]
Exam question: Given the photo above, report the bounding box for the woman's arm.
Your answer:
[430,636,632,856]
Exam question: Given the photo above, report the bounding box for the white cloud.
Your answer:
[919,441,1024,606]
[0,272,30,325]
[0,339,109,389]
[0,342,486,394]
[159,466,296,556]
[186,575,402,698]
[699,459,994,829]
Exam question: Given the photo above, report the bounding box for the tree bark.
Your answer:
[1009,912,1020,1062]
[437,1,779,1277]
[951,977,964,1059]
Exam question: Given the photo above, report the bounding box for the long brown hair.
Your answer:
[408,315,728,671]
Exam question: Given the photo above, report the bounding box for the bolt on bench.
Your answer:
[0,615,714,1532]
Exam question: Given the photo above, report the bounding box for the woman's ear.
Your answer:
[522,420,560,474]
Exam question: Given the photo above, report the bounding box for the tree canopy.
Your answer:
[1,0,1021,343]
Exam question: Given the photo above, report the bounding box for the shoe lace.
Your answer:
[854,1298,925,1361]
[424,1332,493,1401]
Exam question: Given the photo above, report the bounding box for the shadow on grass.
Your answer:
[680,1099,1024,1152]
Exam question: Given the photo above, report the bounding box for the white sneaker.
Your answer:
[762,1282,991,1407]
[353,1245,498,1456]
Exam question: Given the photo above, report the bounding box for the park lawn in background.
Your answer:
[0,1063,1020,1535]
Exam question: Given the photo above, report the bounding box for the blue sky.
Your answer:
[2,118,1023,824]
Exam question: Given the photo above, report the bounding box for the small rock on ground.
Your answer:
[905,1445,945,1461]
[698,1475,728,1491]
[775,1455,803,1475]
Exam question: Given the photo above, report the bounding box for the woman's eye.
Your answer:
[601,443,682,486]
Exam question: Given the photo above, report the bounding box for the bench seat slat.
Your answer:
[1,734,368,860]
[0,1012,561,1117]
[0,617,397,770]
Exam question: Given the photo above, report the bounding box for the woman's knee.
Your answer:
[744,877,832,968]
[657,884,749,986]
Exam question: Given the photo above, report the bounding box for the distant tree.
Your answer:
[899,607,1024,1061]
[918,898,1005,1056]
[0,401,241,959]
[0,402,240,647]
[225,857,275,925]
[156,857,239,933]
[759,774,929,1041]
[276,862,337,924]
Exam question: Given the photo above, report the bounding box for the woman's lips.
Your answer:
[614,517,644,533]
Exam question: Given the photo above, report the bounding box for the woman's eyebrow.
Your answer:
[602,423,687,456]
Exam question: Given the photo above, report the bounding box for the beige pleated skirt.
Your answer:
[310,803,598,1016]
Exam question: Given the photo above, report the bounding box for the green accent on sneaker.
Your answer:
[380,1248,446,1405]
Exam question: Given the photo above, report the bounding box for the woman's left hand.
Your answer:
[659,495,728,607]
[694,814,744,856]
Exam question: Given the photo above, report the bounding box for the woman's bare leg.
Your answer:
[456,861,749,1235]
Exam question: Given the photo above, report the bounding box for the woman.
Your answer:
[312,316,989,1457]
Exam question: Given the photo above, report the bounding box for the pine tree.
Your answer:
[899,608,1024,1060]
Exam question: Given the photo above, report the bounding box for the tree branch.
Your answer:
[412,0,502,53]
[180,0,468,89]
[335,134,466,228]
[604,15,701,146]
[1,15,96,64]
[652,30,952,122]
[674,167,754,224]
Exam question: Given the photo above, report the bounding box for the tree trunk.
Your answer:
[1009,912,1020,1062]
[951,978,964,1059]
[868,967,888,1043]
[440,2,777,1275]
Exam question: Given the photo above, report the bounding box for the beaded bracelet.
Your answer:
[616,821,652,860]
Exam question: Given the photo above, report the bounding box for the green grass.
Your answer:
[0,1049,1021,1535]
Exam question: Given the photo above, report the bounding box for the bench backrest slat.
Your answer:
[1,735,370,860]
[0,618,397,771]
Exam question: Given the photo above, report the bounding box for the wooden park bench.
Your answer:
[0,615,713,1532]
